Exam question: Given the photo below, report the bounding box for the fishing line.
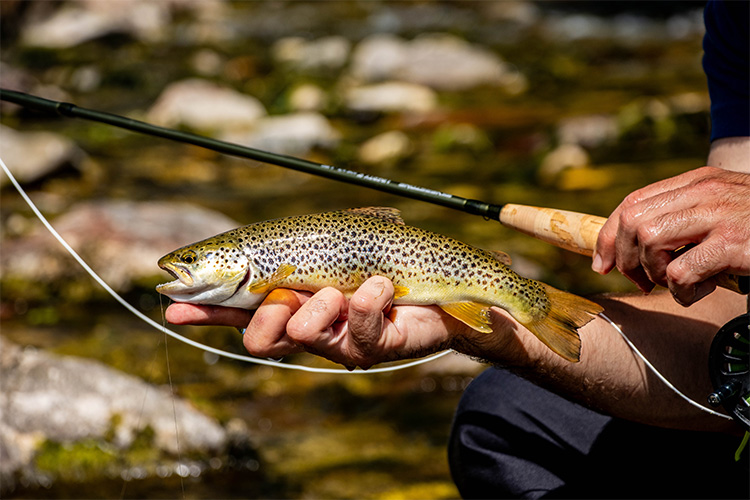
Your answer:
[0,156,450,374]
[599,312,732,420]
[163,326,186,498]
[158,294,185,497]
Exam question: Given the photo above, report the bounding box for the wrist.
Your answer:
[449,308,530,367]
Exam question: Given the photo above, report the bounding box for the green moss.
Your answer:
[35,439,118,482]
[34,421,168,483]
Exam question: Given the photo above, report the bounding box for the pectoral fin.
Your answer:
[439,302,493,333]
[247,263,297,294]
[393,285,410,300]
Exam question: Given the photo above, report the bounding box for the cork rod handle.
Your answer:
[499,204,605,257]
[498,203,747,294]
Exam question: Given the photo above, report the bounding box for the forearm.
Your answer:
[708,136,750,173]
[454,288,746,433]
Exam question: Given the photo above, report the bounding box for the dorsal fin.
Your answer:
[490,250,512,266]
[345,207,405,225]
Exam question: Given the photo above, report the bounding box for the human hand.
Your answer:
[593,166,750,305]
[165,276,519,369]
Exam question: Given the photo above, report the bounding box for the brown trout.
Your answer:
[157,207,602,362]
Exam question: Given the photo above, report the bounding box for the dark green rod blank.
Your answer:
[0,88,503,220]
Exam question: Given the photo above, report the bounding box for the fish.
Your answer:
[156,207,603,362]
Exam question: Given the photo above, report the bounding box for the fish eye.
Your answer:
[181,251,197,264]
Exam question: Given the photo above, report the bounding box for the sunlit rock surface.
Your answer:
[0,336,228,489]
[0,125,86,187]
[1,200,239,293]
[220,112,340,157]
[146,79,267,133]
[349,33,525,92]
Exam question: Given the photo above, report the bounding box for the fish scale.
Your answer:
[157,207,602,362]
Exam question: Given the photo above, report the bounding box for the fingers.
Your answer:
[285,277,454,369]
[243,288,311,358]
[593,167,750,298]
[593,168,710,275]
[666,235,726,306]
[347,276,394,356]
[165,303,252,328]
[285,278,394,369]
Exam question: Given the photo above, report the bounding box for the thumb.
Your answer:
[347,276,394,356]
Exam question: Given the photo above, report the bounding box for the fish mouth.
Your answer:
[156,261,194,292]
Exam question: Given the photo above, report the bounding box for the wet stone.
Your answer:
[0,200,239,293]
[0,336,229,491]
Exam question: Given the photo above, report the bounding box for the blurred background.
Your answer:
[1,1,712,498]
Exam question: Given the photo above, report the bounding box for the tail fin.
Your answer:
[521,284,603,363]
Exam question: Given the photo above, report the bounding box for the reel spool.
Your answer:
[708,313,750,431]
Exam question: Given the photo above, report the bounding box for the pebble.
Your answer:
[20,0,172,48]
[556,114,619,149]
[0,125,85,187]
[0,336,228,488]
[349,33,523,92]
[0,200,240,291]
[288,83,328,112]
[146,78,267,133]
[537,143,590,186]
[358,130,413,165]
[220,112,340,156]
[272,36,351,72]
[344,81,437,114]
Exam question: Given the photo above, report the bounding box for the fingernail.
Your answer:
[693,282,715,303]
[592,252,604,274]
[669,283,694,307]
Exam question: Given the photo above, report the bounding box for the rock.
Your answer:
[190,49,225,77]
[349,33,524,92]
[349,34,406,83]
[0,125,86,187]
[18,0,227,48]
[358,130,413,166]
[287,83,328,112]
[146,79,267,133]
[20,0,174,48]
[220,112,340,157]
[272,36,351,72]
[344,81,437,114]
[537,143,590,186]
[0,63,71,114]
[0,336,227,488]
[0,200,240,292]
[556,114,619,149]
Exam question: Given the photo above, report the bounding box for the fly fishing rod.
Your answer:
[1,88,746,294]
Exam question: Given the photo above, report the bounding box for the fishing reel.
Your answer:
[707,305,749,431]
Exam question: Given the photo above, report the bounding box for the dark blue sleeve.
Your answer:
[702,0,750,141]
